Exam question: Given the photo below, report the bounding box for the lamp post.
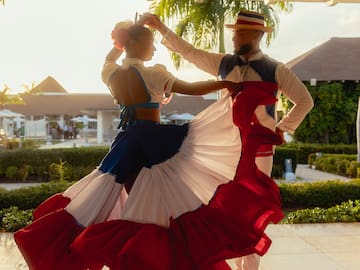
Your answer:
[357,97,360,162]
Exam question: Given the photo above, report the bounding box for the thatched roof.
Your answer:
[29,76,68,94]
[4,85,215,117]
[161,95,215,116]
[286,37,360,82]
[5,93,117,116]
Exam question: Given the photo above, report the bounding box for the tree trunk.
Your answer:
[218,15,225,53]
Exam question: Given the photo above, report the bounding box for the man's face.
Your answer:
[232,29,260,55]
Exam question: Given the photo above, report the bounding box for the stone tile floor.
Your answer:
[1,223,359,270]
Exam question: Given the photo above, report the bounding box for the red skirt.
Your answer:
[15,81,283,270]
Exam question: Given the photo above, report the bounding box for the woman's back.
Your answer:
[108,67,148,106]
[108,66,160,123]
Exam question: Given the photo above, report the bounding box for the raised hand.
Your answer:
[139,13,168,34]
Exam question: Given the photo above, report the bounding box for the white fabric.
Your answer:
[64,94,241,228]
[64,170,126,227]
[122,94,241,227]
[102,57,176,103]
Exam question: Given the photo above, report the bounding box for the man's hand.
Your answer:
[139,13,168,35]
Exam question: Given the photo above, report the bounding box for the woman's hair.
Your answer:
[112,23,152,50]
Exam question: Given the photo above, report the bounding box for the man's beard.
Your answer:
[235,44,252,55]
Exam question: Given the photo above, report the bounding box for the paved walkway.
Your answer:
[294,164,352,182]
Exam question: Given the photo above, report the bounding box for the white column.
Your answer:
[59,114,65,128]
[97,111,104,144]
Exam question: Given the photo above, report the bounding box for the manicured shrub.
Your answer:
[0,206,33,232]
[0,181,73,210]
[282,142,356,164]
[346,161,360,178]
[279,179,360,209]
[282,200,360,224]
[0,147,107,182]
[5,166,19,180]
[312,154,358,178]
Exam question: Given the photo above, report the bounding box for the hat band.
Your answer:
[235,19,264,27]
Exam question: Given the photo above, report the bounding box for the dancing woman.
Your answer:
[15,21,242,269]
[14,20,284,270]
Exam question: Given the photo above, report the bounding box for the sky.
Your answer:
[0,0,360,94]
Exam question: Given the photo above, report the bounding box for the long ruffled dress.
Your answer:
[14,81,284,270]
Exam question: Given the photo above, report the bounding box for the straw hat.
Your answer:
[225,10,273,33]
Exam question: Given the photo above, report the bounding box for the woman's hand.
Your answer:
[225,82,243,96]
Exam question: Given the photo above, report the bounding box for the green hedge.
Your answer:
[0,181,73,210]
[1,180,360,231]
[0,143,357,181]
[282,200,360,224]
[1,178,360,211]
[310,154,360,178]
[281,142,356,164]
[0,145,299,180]
[0,206,33,232]
[279,179,360,209]
[0,147,109,182]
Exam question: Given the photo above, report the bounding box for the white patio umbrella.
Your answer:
[70,116,97,123]
[168,113,194,121]
[0,109,23,118]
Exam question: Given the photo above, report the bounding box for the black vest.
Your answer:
[218,54,278,118]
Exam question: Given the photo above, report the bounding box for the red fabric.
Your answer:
[14,209,86,270]
[251,114,274,157]
[32,193,71,220]
[15,81,284,270]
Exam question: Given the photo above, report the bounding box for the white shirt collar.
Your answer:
[122,57,144,68]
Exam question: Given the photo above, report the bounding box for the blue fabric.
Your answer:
[118,103,160,130]
[129,66,152,101]
[99,121,189,183]
[218,54,278,118]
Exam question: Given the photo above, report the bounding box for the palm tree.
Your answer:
[0,85,24,110]
[22,81,37,93]
[150,0,293,68]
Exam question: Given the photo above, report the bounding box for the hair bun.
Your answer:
[111,20,134,50]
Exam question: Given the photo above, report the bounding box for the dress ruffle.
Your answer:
[15,81,284,270]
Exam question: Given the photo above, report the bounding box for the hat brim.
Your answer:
[225,24,273,33]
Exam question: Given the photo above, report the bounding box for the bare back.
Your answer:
[108,67,160,122]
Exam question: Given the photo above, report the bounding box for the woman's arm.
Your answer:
[105,47,124,63]
[140,13,223,77]
[172,79,242,96]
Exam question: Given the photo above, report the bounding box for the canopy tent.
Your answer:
[0,109,23,118]
[168,113,194,121]
[70,116,97,123]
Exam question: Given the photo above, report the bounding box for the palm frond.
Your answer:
[150,0,293,66]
